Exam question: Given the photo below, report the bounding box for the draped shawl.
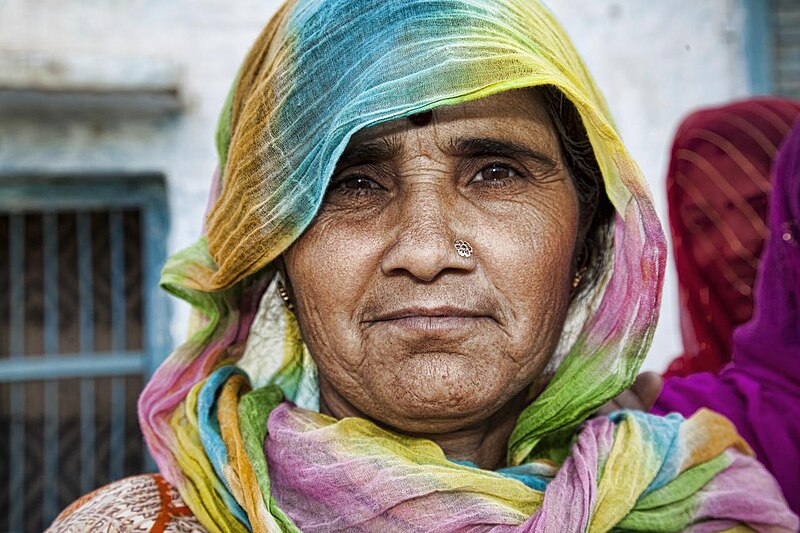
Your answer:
[663,98,800,378]
[138,0,797,531]
[655,118,800,516]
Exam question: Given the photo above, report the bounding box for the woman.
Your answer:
[603,99,800,514]
[601,108,800,515]
[652,119,800,516]
[663,98,800,378]
[51,0,796,531]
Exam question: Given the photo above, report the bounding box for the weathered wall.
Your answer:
[0,0,753,371]
[548,1,751,370]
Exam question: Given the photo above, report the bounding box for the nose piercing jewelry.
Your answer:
[454,239,473,258]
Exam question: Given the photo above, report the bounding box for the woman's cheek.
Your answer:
[286,218,384,354]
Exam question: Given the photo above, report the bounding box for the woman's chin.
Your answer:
[361,357,516,434]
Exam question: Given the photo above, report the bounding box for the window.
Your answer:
[0,174,170,532]
[774,0,800,98]
[743,0,800,97]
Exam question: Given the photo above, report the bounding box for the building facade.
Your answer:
[0,1,787,530]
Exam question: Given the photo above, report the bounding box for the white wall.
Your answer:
[0,0,276,347]
[0,0,753,371]
[547,1,751,370]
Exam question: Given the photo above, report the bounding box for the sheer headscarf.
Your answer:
[655,117,800,517]
[138,1,796,530]
[664,98,800,378]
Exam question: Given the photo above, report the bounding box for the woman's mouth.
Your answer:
[366,306,493,330]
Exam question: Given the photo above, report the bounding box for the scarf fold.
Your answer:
[185,368,792,532]
[137,0,797,530]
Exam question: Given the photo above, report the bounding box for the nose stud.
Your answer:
[454,239,474,258]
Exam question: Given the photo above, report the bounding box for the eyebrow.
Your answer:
[446,136,560,171]
[334,134,561,172]
[334,136,403,170]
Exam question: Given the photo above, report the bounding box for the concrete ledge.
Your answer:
[0,50,183,117]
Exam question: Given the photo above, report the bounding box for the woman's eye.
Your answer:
[470,164,518,183]
[684,208,715,230]
[334,176,382,190]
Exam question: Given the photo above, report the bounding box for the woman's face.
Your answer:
[675,156,768,322]
[283,89,580,434]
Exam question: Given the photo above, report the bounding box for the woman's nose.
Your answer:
[380,187,475,282]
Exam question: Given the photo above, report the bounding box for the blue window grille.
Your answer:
[743,0,800,98]
[0,174,170,532]
[743,0,776,95]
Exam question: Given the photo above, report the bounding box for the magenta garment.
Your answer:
[652,120,800,515]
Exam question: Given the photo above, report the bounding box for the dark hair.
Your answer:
[537,85,615,297]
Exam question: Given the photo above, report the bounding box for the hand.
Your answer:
[595,371,663,416]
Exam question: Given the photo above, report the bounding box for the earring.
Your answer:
[277,281,295,312]
[572,266,588,289]
[572,242,590,289]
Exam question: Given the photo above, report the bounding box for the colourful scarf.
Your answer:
[138,0,797,530]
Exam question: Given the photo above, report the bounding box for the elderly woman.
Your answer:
[51,0,796,531]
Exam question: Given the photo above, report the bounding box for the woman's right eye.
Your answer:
[336,176,381,190]
[329,175,385,197]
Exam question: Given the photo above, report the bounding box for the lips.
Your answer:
[365,306,493,331]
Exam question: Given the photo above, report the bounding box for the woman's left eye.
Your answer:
[470,164,519,184]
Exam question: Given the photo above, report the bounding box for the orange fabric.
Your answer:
[153,473,194,533]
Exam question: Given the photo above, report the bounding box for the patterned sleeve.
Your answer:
[47,474,205,532]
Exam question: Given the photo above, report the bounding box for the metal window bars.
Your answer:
[0,174,170,532]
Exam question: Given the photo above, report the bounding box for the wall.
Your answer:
[548,1,751,370]
[0,0,753,372]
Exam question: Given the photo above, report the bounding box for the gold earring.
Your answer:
[277,282,295,312]
[572,266,588,289]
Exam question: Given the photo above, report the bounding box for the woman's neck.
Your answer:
[407,392,529,469]
[317,375,536,470]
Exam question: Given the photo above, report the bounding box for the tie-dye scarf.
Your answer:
[138,0,797,530]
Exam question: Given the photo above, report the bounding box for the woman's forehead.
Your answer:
[345,89,559,151]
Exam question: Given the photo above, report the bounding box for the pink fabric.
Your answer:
[653,120,800,515]
[265,403,797,532]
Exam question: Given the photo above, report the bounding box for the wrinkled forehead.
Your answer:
[343,89,560,154]
[204,0,645,291]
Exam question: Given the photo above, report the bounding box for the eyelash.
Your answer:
[330,162,527,197]
[330,175,384,197]
[469,162,525,189]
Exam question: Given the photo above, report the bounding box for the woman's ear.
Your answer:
[274,254,288,278]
